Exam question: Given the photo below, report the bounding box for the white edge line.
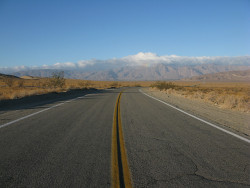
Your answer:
[0,94,89,129]
[0,102,64,129]
[139,89,250,144]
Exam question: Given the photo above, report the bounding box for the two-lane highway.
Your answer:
[0,88,249,187]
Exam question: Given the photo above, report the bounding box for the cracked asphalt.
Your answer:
[0,89,118,187]
[122,88,250,187]
[0,87,249,187]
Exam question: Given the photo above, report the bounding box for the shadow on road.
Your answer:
[0,88,98,112]
[0,87,141,112]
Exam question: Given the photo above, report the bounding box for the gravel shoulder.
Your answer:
[142,87,250,137]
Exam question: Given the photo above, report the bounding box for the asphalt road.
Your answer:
[0,88,249,187]
[0,89,119,187]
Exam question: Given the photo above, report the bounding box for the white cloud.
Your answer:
[1,52,249,73]
[54,62,76,68]
[120,52,167,66]
[77,60,95,68]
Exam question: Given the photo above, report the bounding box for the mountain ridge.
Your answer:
[10,63,250,81]
[185,69,250,82]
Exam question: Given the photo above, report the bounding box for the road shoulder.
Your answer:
[142,87,250,137]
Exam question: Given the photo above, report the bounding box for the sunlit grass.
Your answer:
[0,77,153,100]
[151,81,250,112]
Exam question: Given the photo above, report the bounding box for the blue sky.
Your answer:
[0,0,249,67]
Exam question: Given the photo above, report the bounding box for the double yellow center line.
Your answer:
[111,92,132,188]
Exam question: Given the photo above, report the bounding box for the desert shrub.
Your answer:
[49,71,65,88]
[110,81,119,88]
[16,79,24,87]
[85,80,91,88]
[41,78,50,88]
[134,84,141,87]
[152,81,177,91]
[36,80,42,88]
[78,81,86,88]
[78,80,91,88]
[3,77,14,87]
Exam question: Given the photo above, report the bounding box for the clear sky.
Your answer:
[0,0,249,67]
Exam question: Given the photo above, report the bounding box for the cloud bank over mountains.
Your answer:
[1,52,250,74]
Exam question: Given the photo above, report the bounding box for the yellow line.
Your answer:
[111,94,120,187]
[111,92,132,188]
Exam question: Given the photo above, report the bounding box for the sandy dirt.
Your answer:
[142,87,250,137]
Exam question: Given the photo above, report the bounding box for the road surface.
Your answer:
[0,88,249,187]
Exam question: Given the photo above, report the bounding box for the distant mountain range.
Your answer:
[1,53,250,80]
[11,63,250,81]
[185,69,250,82]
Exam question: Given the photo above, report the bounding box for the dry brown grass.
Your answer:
[0,78,62,100]
[2,76,249,112]
[0,77,153,101]
[152,81,250,112]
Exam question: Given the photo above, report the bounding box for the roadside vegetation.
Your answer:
[4,72,249,113]
[0,73,153,100]
[151,81,250,112]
